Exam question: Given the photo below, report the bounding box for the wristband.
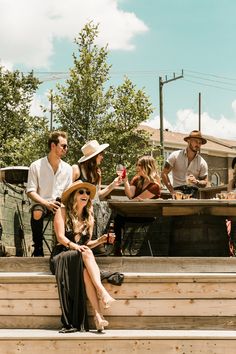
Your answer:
[66,241,71,249]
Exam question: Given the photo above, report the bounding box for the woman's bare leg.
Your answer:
[82,249,115,307]
[83,269,108,330]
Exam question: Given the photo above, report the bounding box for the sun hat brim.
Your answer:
[61,181,96,204]
[184,136,207,144]
[78,143,109,163]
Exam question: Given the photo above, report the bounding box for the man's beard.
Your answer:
[189,143,200,153]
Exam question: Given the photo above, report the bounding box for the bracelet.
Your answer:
[66,241,72,249]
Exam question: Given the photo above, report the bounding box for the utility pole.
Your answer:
[159,69,184,162]
[49,90,53,131]
[198,92,201,131]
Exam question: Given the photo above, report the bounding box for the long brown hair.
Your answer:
[136,155,160,191]
[80,155,101,185]
[65,189,94,239]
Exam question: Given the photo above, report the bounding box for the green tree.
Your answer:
[101,77,154,181]
[0,66,49,167]
[54,22,155,182]
[54,22,113,162]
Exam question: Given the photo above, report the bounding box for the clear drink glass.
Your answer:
[116,164,126,179]
[116,164,123,176]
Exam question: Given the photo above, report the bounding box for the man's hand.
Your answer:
[187,174,198,185]
[46,200,61,213]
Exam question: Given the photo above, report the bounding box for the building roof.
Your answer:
[139,125,236,158]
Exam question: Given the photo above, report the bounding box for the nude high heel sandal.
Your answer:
[94,316,109,332]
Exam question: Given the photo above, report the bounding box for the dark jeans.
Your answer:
[30,204,51,256]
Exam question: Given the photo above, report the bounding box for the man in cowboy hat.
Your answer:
[161,130,208,198]
[26,131,72,256]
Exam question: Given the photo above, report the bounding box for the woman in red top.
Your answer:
[113,156,161,256]
[124,155,161,200]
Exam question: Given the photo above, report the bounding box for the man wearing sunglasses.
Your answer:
[26,131,72,256]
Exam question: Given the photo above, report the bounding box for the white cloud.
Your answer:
[232,99,236,114]
[30,94,45,117]
[143,107,236,140]
[0,0,148,69]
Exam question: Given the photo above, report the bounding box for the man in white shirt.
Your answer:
[161,130,208,198]
[26,131,72,256]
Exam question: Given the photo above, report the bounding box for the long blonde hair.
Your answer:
[136,155,160,190]
[65,189,94,239]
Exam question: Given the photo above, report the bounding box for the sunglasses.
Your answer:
[58,143,68,149]
[78,189,91,196]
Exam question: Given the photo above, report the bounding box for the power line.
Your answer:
[185,74,236,87]
[183,78,236,92]
[184,69,236,82]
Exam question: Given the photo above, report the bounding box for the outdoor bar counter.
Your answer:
[108,198,234,257]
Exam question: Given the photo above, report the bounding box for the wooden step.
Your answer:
[1,272,236,330]
[1,256,236,273]
[0,329,236,354]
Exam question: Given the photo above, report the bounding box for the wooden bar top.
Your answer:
[108,199,236,217]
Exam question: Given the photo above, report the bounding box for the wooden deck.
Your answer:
[1,256,236,353]
[1,329,236,354]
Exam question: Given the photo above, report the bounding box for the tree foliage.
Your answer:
[0,66,49,167]
[54,22,113,162]
[54,22,155,182]
[100,77,153,181]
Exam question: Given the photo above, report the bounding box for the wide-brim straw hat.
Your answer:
[61,180,96,204]
[78,140,109,163]
[183,130,207,145]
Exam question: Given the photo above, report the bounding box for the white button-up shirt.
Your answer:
[26,156,72,201]
[167,149,208,188]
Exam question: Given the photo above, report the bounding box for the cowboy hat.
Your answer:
[78,140,109,163]
[183,130,207,145]
[61,180,96,204]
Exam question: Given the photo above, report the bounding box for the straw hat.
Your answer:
[61,180,96,204]
[78,140,109,163]
[183,130,207,145]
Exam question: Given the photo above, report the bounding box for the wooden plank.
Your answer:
[2,271,236,283]
[108,199,236,218]
[2,315,236,330]
[0,273,55,283]
[0,283,58,299]
[1,330,236,354]
[102,316,236,330]
[106,282,236,299]
[102,299,236,317]
[1,256,236,273]
[162,206,202,216]
[1,299,236,317]
[209,206,236,216]
[1,281,236,300]
[0,299,61,316]
[0,316,61,329]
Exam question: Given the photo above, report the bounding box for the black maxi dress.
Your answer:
[50,231,89,332]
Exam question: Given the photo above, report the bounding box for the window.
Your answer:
[211,173,220,186]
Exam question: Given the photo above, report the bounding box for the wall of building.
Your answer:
[0,182,53,256]
[202,154,228,186]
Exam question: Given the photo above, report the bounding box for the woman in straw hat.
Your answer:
[72,140,122,199]
[72,140,122,254]
[50,180,116,333]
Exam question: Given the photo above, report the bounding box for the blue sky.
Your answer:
[1,0,236,139]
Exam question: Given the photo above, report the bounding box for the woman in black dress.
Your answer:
[50,180,115,333]
[72,140,122,255]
